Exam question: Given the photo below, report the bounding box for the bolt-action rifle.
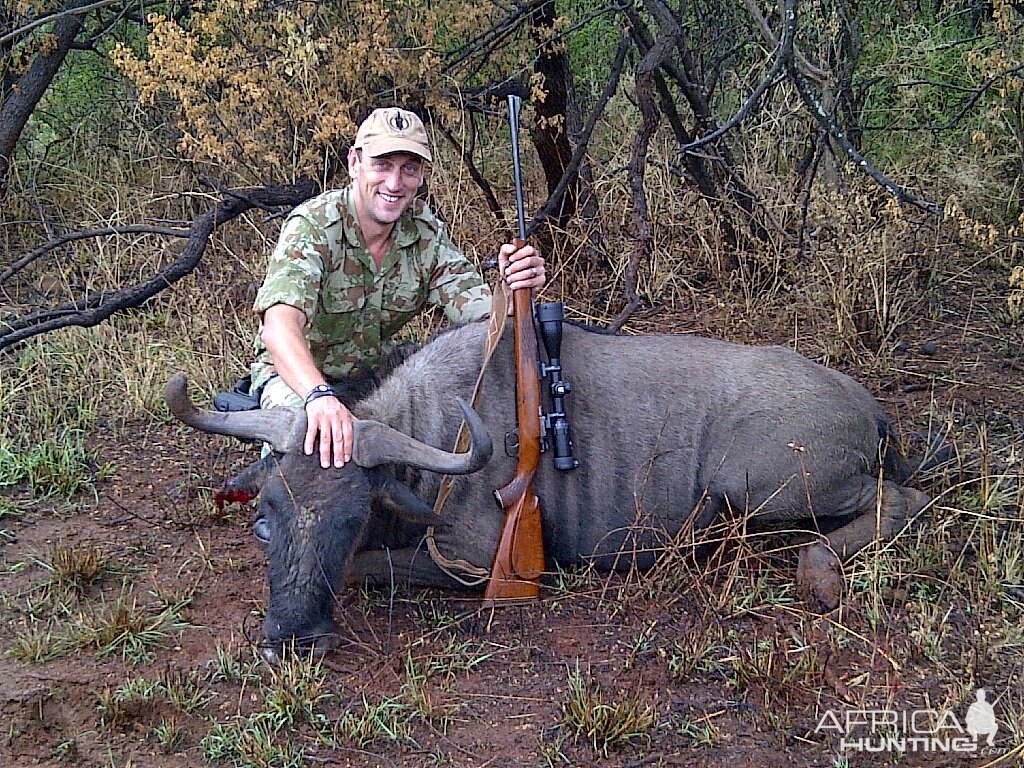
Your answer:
[484,94,545,603]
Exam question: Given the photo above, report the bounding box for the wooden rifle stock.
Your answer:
[485,239,545,603]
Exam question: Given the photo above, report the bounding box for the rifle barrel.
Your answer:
[508,94,527,241]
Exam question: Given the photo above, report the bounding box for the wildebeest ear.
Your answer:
[366,469,444,526]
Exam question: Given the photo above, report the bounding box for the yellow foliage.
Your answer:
[15,0,52,15]
[110,0,533,183]
[961,0,1024,314]
[1009,263,1024,321]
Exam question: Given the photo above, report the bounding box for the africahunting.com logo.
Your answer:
[815,688,1003,755]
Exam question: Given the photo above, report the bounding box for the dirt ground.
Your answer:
[1,263,1023,768]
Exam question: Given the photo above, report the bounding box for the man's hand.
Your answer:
[499,242,545,292]
[261,304,356,469]
[304,395,353,469]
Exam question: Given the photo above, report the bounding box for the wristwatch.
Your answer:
[303,384,338,406]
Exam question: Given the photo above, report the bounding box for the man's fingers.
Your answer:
[304,422,318,457]
[505,259,545,290]
[339,413,353,467]
[333,409,353,468]
[319,419,333,469]
[500,242,545,291]
[302,399,352,468]
[497,243,515,276]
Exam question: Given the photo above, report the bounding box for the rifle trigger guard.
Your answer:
[504,429,520,458]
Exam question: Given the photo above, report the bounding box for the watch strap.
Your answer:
[303,384,337,406]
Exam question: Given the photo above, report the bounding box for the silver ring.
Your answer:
[531,267,538,277]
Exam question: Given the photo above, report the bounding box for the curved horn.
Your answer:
[165,373,306,453]
[352,397,492,474]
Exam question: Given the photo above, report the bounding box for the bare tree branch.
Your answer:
[435,116,508,231]
[0,182,315,351]
[789,66,942,216]
[1,225,190,285]
[741,0,828,84]
[528,0,578,231]
[614,0,680,327]
[1,0,97,188]
[528,32,631,237]
[679,0,795,154]
[932,60,1024,132]
[0,0,123,47]
[625,0,775,256]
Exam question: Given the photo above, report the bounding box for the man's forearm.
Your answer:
[260,306,326,400]
[261,304,354,468]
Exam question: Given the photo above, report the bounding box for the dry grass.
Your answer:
[560,661,657,756]
[1,79,1023,767]
[47,542,110,592]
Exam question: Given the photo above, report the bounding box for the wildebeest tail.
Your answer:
[877,418,914,484]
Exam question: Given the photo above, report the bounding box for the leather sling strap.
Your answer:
[425,280,511,585]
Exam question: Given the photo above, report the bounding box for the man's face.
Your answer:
[348,148,425,230]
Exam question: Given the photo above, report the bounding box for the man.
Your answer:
[250,107,546,471]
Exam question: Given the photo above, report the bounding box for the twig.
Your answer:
[0,181,315,351]
[679,0,796,154]
[932,60,1024,133]
[1,225,190,285]
[0,0,123,46]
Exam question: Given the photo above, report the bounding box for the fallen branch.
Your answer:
[1,224,190,285]
[0,181,315,352]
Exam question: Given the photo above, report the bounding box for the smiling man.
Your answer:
[249,107,545,478]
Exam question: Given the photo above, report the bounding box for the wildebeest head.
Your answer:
[164,373,491,660]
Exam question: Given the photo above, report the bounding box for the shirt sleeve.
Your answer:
[252,213,330,323]
[427,224,493,324]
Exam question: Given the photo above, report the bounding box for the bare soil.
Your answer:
[1,263,1022,768]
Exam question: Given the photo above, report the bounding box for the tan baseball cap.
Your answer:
[353,108,432,162]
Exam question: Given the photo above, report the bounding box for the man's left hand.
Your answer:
[499,242,545,292]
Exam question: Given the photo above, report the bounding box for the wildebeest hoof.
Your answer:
[796,542,843,611]
[260,632,338,665]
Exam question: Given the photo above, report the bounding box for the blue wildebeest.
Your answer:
[166,320,928,656]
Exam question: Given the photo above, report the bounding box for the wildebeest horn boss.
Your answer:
[166,321,929,657]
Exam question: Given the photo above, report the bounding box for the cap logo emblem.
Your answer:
[389,113,407,132]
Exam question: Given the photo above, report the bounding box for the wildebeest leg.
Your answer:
[797,480,929,611]
[347,547,481,590]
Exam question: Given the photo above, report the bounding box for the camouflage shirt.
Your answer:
[250,186,491,388]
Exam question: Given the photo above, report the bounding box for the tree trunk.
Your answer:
[0,0,92,191]
[527,0,576,226]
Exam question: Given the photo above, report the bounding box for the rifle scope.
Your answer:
[538,301,579,471]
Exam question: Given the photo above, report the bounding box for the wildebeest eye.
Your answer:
[259,483,282,515]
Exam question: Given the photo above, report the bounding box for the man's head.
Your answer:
[348,108,431,233]
[353,108,431,162]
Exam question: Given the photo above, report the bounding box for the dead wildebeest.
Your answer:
[166,320,929,657]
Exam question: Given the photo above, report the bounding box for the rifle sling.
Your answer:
[425,279,511,585]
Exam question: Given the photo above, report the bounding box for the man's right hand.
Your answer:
[304,395,353,468]
[260,304,356,469]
